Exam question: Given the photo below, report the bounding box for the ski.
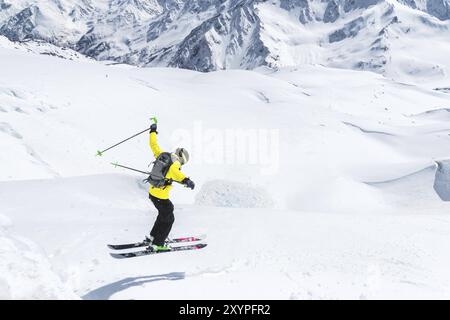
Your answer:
[107,235,205,250]
[110,243,207,259]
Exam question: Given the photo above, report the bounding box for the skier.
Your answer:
[144,121,195,252]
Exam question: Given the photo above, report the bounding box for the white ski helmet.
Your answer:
[175,147,189,165]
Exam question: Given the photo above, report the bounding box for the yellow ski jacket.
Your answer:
[149,132,186,199]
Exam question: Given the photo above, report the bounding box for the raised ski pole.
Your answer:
[96,117,158,156]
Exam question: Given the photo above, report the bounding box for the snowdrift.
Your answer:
[0,214,77,299]
[195,180,274,208]
[365,162,450,212]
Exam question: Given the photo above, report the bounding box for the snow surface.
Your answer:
[1,35,450,299]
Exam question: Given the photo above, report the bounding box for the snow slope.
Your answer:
[2,174,450,299]
[1,36,450,299]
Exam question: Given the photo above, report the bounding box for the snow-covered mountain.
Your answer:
[1,1,450,301]
[1,34,450,299]
[1,0,450,81]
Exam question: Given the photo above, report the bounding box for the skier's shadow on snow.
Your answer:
[82,272,185,300]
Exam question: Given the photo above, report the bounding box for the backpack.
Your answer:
[145,152,173,188]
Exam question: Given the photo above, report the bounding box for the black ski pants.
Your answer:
[149,194,175,246]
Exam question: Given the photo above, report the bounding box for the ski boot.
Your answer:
[148,244,171,252]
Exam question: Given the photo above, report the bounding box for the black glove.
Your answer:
[182,178,195,190]
[150,123,157,134]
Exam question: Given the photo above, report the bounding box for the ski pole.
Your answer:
[96,117,158,156]
[111,162,185,185]
[111,162,150,175]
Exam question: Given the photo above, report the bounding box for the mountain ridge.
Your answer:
[0,0,449,81]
